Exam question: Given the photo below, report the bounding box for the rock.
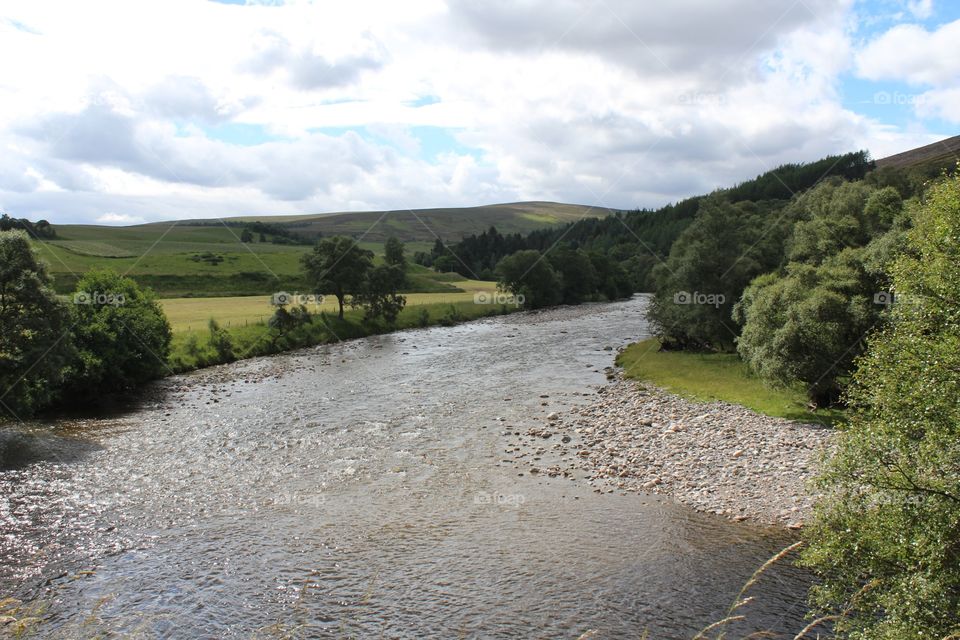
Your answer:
[546,412,559,421]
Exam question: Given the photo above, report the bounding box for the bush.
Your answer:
[416,307,430,327]
[800,171,960,638]
[65,269,171,399]
[207,319,235,363]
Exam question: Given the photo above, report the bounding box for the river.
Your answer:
[1,296,814,638]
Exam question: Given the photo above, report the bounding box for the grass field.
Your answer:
[616,339,844,425]
[29,200,607,297]
[161,280,501,333]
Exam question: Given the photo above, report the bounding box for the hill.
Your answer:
[876,134,960,171]
[169,201,612,242]
[30,201,609,297]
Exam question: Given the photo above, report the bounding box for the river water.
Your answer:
[1,297,814,638]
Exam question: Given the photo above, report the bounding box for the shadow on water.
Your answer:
[0,429,104,470]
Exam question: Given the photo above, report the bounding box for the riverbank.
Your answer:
[509,376,834,528]
[616,339,843,426]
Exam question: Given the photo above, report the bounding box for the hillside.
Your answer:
[172,201,612,242]
[876,134,960,170]
[31,201,609,297]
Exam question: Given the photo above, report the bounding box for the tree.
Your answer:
[547,247,597,304]
[301,236,373,319]
[733,250,878,406]
[65,269,172,397]
[240,228,254,243]
[734,180,907,405]
[0,231,74,418]
[355,265,406,325]
[800,171,960,637]
[384,236,406,269]
[383,236,408,288]
[495,250,562,309]
[648,198,795,351]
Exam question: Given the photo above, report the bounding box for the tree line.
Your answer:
[0,213,56,239]
[417,151,874,292]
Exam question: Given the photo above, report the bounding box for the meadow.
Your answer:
[29,201,605,297]
[160,279,499,333]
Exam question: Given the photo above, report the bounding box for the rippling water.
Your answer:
[1,297,814,638]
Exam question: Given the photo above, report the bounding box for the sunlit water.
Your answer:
[1,297,814,638]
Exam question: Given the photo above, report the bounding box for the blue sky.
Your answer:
[0,0,957,224]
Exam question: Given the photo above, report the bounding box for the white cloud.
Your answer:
[907,0,934,19]
[856,20,960,86]
[95,212,144,225]
[0,0,949,224]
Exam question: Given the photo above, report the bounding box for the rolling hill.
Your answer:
[31,201,611,297]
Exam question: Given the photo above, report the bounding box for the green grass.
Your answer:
[168,298,519,373]
[616,339,844,426]
[159,283,495,333]
[29,201,607,297]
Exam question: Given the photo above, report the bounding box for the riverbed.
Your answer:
[1,296,815,638]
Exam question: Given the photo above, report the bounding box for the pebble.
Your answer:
[509,378,834,528]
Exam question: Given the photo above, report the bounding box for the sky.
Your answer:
[0,0,957,225]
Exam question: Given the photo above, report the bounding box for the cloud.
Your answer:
[445,0,844,83]
[907,0,934,19]
[143,75,250,123]
[241,29,385,90]
[0,0,950,224]
[856,20,960,86]
[95,212,144,225]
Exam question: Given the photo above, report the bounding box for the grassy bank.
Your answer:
[167,296,518,373]
[616,339,843,425]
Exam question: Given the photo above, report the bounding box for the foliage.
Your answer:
[0,213,56,239]
[800,170,960,638]
[495,250,563,309]
[416,307,430,327]
[734,180,907,405]
[355,265,407,326]
[268,304,312,336]
[547,247,598,304]
[207,319,235,362]
[384,236,407,269]
[423,151,872,291]
[0,231,73,418]
[648,198,794,351]
[65,269,172,398]
[302,236,374,319]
